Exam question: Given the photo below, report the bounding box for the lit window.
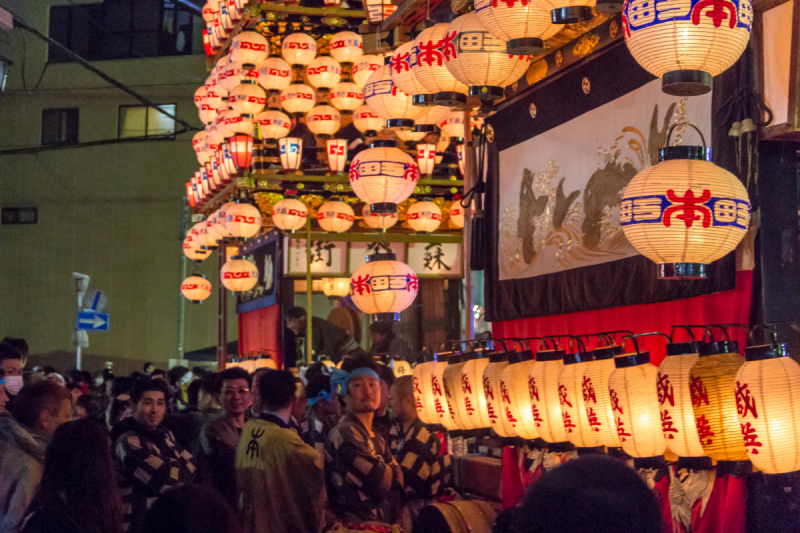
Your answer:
[119,104,176,139]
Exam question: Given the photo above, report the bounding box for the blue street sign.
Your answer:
[76,311,109,331]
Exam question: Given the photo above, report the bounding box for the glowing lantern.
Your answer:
[272,197,308,231]
[558,349,602,448]
[449,203,465,229]
[228,133,253,172]
[415,106,451,133]
[255,109,291,140]
[321,277,351,297]
[410,24,469,106]
[330,82,364,113]
[580,342,623,447]
[501,347,539,440]
[349,251,418,320]
[195,86,207,109]
[306,105,341,138]
[391,40,433,106]
[475,0,562,55]
[413,355,438,424]
[282,33,317,67]
[657,340,705,458]
[223,113,254,138]
[349,140,419,213]
[281,83,317,115]
[623,0,752,96]
[353,105,384,137]
[365,65,426,130]
[441,112,467,139]
[455,347,493,429]
[195,221,218,250]
[219,60,258,92]
[306,55,342,90]
[181,275,212,303]
[202,2,217,22]
[621,126,750,279]
[483,352,519,437]
[529,341,569,443]
[416,144,437,176]
[532,0,595,23]
[193,131,209,164]
[363,0,397,23]
[183,235,210,261]
[330,31,363,64]
[362,204,398,230]
[199,102,218,125]
[397,130,427,143]
[353,54,384,88]
[456,144,465,176]
[230,30,269,67]
[431,355,459,430]
[442,353,467,429]
[255,356,278,369]
[390,358,413,378]
[326,139,348,174]
[608,349,667,458]
[224,202,262,239]
[220,258,259,292]
[186,182,196,208]
[229,81,267,116]
[215,203,234,238]
[689,338,747,461]
[279,137,303,172]
[258,57,293,93]
[444,13,532,100]
[317,199,354,232]
[406,200,442,233]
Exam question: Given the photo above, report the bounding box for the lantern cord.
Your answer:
[460,125,486,210]
[18,31,49,94]
[622,332,671,355]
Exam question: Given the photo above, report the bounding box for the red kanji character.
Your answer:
[528,376,539,401]
[740,422,763,454]
[582,376,596,404]
[435,398,446,416]
[663,189,712,228]
[443,380,453,399]
[691,0,737,28]
[492,0,528,6]
[586,407,601,430]
[696,414,715,446]
[506,406,518,426]
[413,376,422,395]
[406,273,419,292]
[441,31,458,62]
[404,164,419,182]
[464,396,475,415]
[562,411,576,433]
[661,410,678,439]
[461,373,472,395]
[610,388,624,414]
[690,376,709,407]
[483,376,494,400]
[558,384,572,408]
[657,373,675,407]
[616,417,632,442]
[349,166,360,182]
[431,375,443,397]
[487,401,498,422]
[533,404,543,427]
[500,381,512,405]
[392,52,411,73]
[416,39,444,67]
[734,381,759,419]
[350,274,371,296]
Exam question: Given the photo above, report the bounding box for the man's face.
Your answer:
[1,358,22,377]
[134,391,166,429]
[286,316,305,335]
[316,395,341,418]
[40,398,73,441]
[345,375,379,413]
[220,378,251,417]
[0,384,7,413]
[389,384,415,423]
[371,332,387,346]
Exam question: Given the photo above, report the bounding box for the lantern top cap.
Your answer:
[488,350,508,363]
[592,345,624,360]
[666,342,698,356]
[508,349,534,364]
[366,251,396,262]
[447,353,463,364]
[659,123,712,162]
[744,343,787,361]
[369,139,397,148]
[535,349,565,362]
[698,340,740,357]
[614,351,650,368]
[564,351,596,365]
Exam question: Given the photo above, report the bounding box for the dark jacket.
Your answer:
[163,407,221,457]
[198,414,242,509]
[20,504,82,533]
[0,412,45,533]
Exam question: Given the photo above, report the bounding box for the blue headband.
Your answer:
[308,389,334,406]
[0,376,4,386]
[331,367,380,394]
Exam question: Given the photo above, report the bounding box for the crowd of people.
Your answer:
[0,336,665,533]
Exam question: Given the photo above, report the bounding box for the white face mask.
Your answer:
[5,376,23,396]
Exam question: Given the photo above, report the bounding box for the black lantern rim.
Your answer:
[412,93,436,107]
[433,91,467,107]
[506,37,544,56]
[488,350,508,363]
[698,340,740,357]
[614,351,651,368]
[415,124,438,133]
[469,85,504,100]
[551,6,593,23]
[369,139,397,148]
[367,251,397,262]
[593,345,624,360]
[662,70,712,97]
[745,343,788,361]
[387,118,415,131]
[369,202,398,215]
[564,351,596,365]
[536,349,565,362]
[666,342,698,356]
[658,263,707,280]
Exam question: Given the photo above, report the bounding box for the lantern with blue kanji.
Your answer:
[349,140,420,214]
[349,251,419,321]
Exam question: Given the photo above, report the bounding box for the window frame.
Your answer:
[117,103,178,140]
[41,107,80,146]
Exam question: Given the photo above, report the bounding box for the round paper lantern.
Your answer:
[272,197,308,231]
[558,350,602,448]
[228,133,253,172]
[349,251,418,320]
[198,101,218,125]
[397,129,427,143]
[608,350,667,458]
[456,348,493,429]
[529,343,569,443]
[193,131,210,163]
[255,356,278,370]
[326,139,348,173]
[279,137,303,172]
[620,131,750,279]
[195,221,218,250]
[306,55,342,90]
[475,0,562,55]
[501,349,539,440]
[183,235,210,261]
[391,40,433,106]
[449,203,465,229]
[230,30,269,67]
[483,352,519,437]
[181,275,212,303]
[440,111,467,139]
[224,202,262,239]
[444,12,532,100]
[330,82,364,113]
[194,86,208,109]
[349,140,419,213]
[220,258,259,292]
[258,57,293,93]
[365,65,426,130]
[689,339,747,461]
[413,356,438,424]
[281,83,317,115]
[353,105,384,136]
[362,204,398,230]
[657,341,706,458]
[410,24,469,106]
[229,80,267,116]
[282,33,317,67]
[736,342,800,473]
[581,343,624,447]
[214,203,233,238]
[202,2,217,22]
[305,105,341,138]
[442,353,467,429]
[219,60,258,92]
[223,113,254,138]
[415,105,451,133]
[532,0,595,24]
[390,358,413,378]
[353,54,384,88]
[430,354,459,430]
[623,0,752,96]
[406,200,442,233]
[317,200,355,232]
[330,31,364,64]
[255,109,291,140]
[321,277,351,297]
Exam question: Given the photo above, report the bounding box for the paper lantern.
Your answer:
[390,358,413,378]
[689,340,747,461]
[581,343,624,448]
[214,203,234,238]
[206,212,225,244]
[406,200,442,233]
[444,12,532,100]
[456,144,465,176]
[229,81,267,116]
[223,113,254,138]
[431,355,459,430]
[441,111,467,139]
[449,203,465,229]
[220,144,237,178]
[349,251,418,320]
[364,0,397,24]
[186,181,196,208]
[219,60,258,92]
[228,133,253,171]
[255,109,291,140]
[202,2,216,22]
[183,235,210,261]
[391,40,433,106]
[195,86,207,109]
[657,341,706,457]
[415,106,451,133]
[330,31,364,64]
[258,57,293,93]
[321,277,351,297]
[413,356,438,424]
[362,204,398,230]
[558,351,602,448]
[306,105,341,138]
[281,83,317,115]
[220,258,259,292]
[326,139,348,174]
[483,352,519,437]
[198,102,218,126]
[365,65,426,130]
[620,130,750,279]
[353,105,384,136]
[330,82,364,113]
[225,202,262,239]
[410,24,469,106]
[255,356,278,370]
[181,275,212,303]
[475,0,562,55]
[442,354,467,429]
[532,0,595,23]
[353,54,384,88]
[397,129,427,143]
[279,137,303,172]
[195,220,218,250]
[529,344,569,443]
[193,131,210,163]
[608,351,667,458]
[736,342,800,473]
[416,144,437,175]
[499,349,539,440]
[272,197,308,231]
[282,33,317,67]
[623,0,752,96]
[349,140,419,213]
[306,56,342,90]
[317,199,354,232]
[230,30,269,67]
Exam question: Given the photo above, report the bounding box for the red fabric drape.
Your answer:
[238,304,283,368]
[502,447,525,509]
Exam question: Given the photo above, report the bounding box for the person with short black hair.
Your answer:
[75,392,109,429]
[285,307,359,364]
[236,370,325,533]
[372,364,395,444]
[135,484,241,533]
[369,321,411,364]
[1,342,24,409]
[245,368,271,421]
[151,369,166,382]
[299,374,341,454]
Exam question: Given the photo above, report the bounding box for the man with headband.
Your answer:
[325,355,404,530]
[300,374,341,455]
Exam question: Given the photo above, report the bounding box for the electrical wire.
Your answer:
[19,30,49,93]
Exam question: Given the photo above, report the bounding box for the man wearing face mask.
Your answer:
[0,342,24,410]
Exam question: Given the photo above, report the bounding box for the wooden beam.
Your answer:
[304,231,463,243]
[254,172,464,187]
[379,0,427,31]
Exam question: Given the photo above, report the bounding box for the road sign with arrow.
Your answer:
[76,311,109,331]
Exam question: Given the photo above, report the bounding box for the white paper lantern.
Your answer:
[198,102,218,125]
[230,30,269,67]
[581,344,623,448]
[558,351,602,448]
[181,275,212,303]
[306,55,342,90]
[431,356,459,430]
[225,202,262,239]
[501,350,539,440]
[475,0,562,55]
[349,252,418,320]
[456,349,493,429]
[353,54,384,88]
[391,40,433,105]
[483,354,519,437]
[413,357,438,424]
[415,106,451,133]
[204,76,226,108]
[410,24,469,106]
[281,83,317,115]
[362,204,398,230]
[397,129,427,142]
[306,105,341,137]
[330,82,364,113]
[657,341,705,458]
[282,33,317,67]
[183,235,210,261]
[255,109,291,140]
[322,277,351,298]
[229,81,267,116]
[529,346,569,443]
[317,199,354,232]
[406,200,442,233]
[279,137,303,172]
[272,197,308,231]
[441,111,467,139]
[329,31,364,64]
[532,0,595,24]
[220,258,259,292]
[449,203,464,229]
[194,221,218,250]
[195,86,208,109]
[353,105,384,136]
[364,65,426,130]
[219,60,258,92]
[349,141,420,213]
[391,358,413,378]
[258,57,293,93]
[326,139,348,174]
[202,2,217,22]
[416,145,437,175]
[193,131,210,164]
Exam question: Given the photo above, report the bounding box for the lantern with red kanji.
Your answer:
[364,65,426,130]
[558,348,602,448]
[414,106,450,134]
[306,105,341,138]
[353,105,384,137]
[220,258,259,292]
[430,353,459,430]
[657,339,706,458]
[349,140,419,214]
[329,31,364,65]
[455,346,493,429]
[272,196,308,231]
[255,109,291,140]
[281,83,317,115]
[228,133,254,172]
[330,82,364,113]
[529,340,569,444]
[306,55,342,91]
[183,234,210,261]
[279,138,303,172]
[441,111,467,139]
[317,199,354,233]
[230,30,269,68]
[413,355,438,424]
[362,204,398,230]
[225,201,262,240]
[219,60,258,92]
[475,0,562,55]
[391,40,433,106]
[416,144,437,175]
[229,80,267,116]
[281,33,317,67]
[483,351,519,437]
[501,347,539,440]
[410,24,469,107]
[442,353,467,429]
[349,251,418,320]
[195,86,207,109]
[258,57,293,93]
[353,54,384,88]
[181,275,212,303]
[406,200,442,233]
[325,139,348,174]
[449,203,465,229]
[193,130,210,164]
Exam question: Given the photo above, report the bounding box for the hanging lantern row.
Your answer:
[228,354,278,371]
